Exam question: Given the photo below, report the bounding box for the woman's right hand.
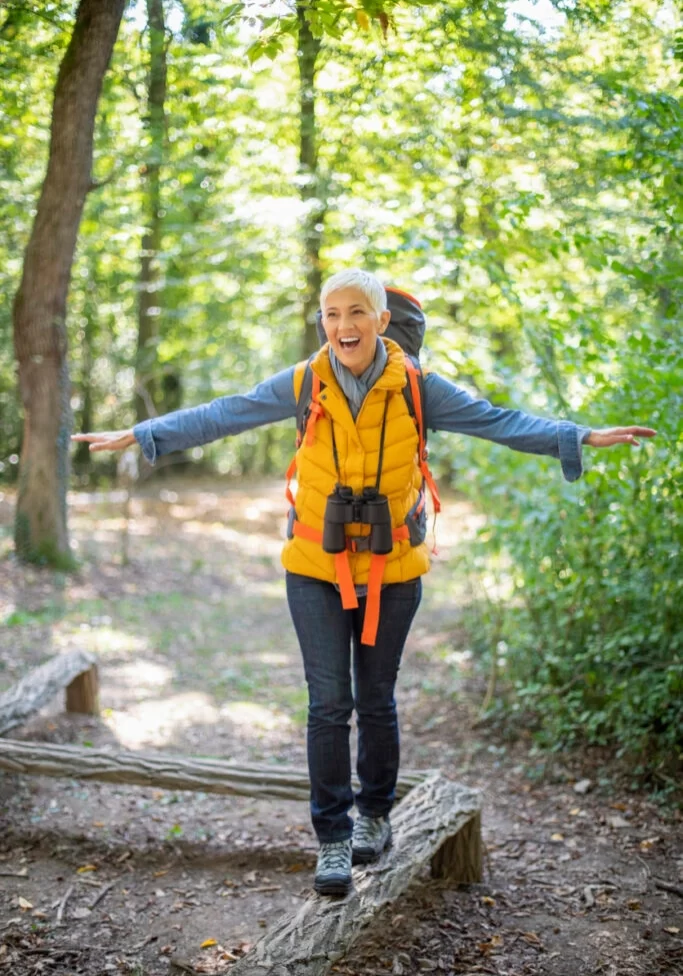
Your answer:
[71,430,136,453]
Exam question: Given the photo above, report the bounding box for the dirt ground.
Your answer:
[0,478,681,976]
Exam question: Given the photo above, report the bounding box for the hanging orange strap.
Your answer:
[360,554,388,646]
[334,552,359,610]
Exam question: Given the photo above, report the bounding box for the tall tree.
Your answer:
[12,0,126,566]
[296,1,324,357]
[135,0,168,424]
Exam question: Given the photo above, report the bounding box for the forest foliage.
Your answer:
[1,0,681,774]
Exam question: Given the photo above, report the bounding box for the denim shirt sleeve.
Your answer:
[133,366,298,465]
[424,372,592,482]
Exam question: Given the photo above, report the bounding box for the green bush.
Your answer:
[449,328,682,769]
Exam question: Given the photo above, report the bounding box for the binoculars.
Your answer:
[322,485,394,555]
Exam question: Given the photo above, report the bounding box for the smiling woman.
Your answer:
[71,267,655,897]
[319,269,391,376]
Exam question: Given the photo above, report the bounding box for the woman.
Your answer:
[72,268,655,897]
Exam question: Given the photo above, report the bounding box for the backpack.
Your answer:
[290,287,441,516]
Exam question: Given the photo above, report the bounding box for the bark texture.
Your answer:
[0,739,433,802]
[227,774,482,976]
[12,0,126,566]
[297,2,325,357]
[0,651,97,736]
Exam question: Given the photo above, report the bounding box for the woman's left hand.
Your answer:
[585,427,657,448]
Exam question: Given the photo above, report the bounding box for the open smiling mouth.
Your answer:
[339,336,361,350]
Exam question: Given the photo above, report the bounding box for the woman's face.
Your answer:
[321,287,391,377]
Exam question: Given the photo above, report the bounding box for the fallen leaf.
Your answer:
[640,837,661,850]
[607,816,630,829]
[285,863,305,873]
[18,897,33,910]
[522,931,544,946]
[550,833,564,842]
[200,939,217,949]
[77,864,97,874]
[569,807,581,816]
[610,802,628,811]
[477,935,503,955]
[481,896,496,907]
[154,870,168,877]
[93,821,105,828]
[664,927,680,935]
[627,899,641,910]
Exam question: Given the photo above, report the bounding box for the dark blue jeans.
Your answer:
[286,572,422,843]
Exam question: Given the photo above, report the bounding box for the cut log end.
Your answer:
[430,809,482,883]
[65,665,99,715]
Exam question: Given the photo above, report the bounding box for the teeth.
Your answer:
[340,337,360,346]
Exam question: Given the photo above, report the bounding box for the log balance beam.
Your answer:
[0,653,483,976]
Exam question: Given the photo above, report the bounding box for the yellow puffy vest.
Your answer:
[281,338,431,586]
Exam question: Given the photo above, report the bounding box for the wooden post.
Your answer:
[65,664,99,715]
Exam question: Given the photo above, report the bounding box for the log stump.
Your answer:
[0,651,98,736]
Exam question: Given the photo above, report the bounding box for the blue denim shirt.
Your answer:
[133,367,591,482]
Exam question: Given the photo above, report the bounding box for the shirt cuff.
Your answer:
[133,420,157,466]
[558,420,592,482]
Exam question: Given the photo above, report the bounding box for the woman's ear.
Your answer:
[378,309,391,333]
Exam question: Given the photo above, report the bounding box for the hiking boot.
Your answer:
[314,839,352,896]
[352,814,392,864]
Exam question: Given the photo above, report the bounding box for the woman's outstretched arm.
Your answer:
[424,372,656,481]
[71,366,298,462]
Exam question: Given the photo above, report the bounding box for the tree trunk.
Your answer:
[12,0,126,567]
[73,252,99,474]
[297,2,325,358]
[0,739,433,803]
[134,0,168,425]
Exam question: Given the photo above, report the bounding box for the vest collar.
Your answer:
[311,337,407,392]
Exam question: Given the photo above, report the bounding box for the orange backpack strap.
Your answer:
[404,355,441,515]
[286,360,325,508]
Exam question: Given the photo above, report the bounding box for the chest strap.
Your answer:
[291,520,410,646]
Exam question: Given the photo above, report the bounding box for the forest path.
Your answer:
[0,479,680,976]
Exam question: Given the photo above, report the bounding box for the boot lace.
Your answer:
[318,840,351,872]
[354,815,385,846]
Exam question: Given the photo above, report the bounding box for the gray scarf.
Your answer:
[329,337,387,420]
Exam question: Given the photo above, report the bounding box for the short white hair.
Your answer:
[320,269,387,316]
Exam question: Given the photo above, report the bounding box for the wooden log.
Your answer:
[65,663,99,716]
[227,774,482,976]
[431,809,482,883]
[0,651,98,736]
[0,739,434,802]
